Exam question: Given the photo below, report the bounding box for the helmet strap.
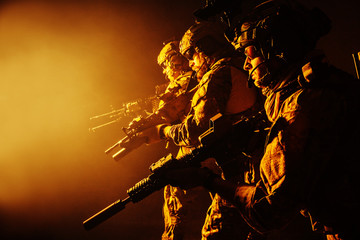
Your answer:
[195,61,207,81]
[247,60,268,88]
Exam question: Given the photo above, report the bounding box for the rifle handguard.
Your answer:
[127,174,165,203]
[106,135,148,161]
[112,148,132,161]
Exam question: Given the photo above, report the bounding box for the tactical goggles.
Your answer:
[183,47,196,61]
[161,59,183,72]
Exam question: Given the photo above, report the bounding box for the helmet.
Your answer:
[233,0,331,62]
[157,40,190,81]
[157,40,182,66]
[194,0,264,29]
[179,21,233,59]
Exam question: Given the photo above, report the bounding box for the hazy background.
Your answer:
[0,0,359,239]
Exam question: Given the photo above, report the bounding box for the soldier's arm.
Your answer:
[162,66,233,147]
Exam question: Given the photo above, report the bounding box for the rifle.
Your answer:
[105,83,199,161]
[83,111,268,230]
[352,52,360,79]
[89,84,168,133]
[104,113,166,160]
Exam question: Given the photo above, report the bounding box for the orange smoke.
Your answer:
[0,1,200,238]
[0,1,168,214]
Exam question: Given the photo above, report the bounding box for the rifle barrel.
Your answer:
[83,196,131,231]
[105,136,128,154]
[352,52,360,79]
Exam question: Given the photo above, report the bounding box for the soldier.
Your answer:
[126,40,195,139]
[144,21,260,239]
[163,1,360,240]
[156,40,203,240]
[155,40,196,123]
[130,40,201,239]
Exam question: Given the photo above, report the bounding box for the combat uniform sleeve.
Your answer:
[165,64,232,147]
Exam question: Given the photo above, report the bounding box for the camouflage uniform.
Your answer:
[160,70,202,240]
[157,71,196,124]
[162,57,258,240]
[233,55,360,240]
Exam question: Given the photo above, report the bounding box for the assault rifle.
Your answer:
[105,84,198,161]
[89,83,168,132]
[352,52,360,79]
[83,111,268,230]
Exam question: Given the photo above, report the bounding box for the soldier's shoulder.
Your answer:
[210,58,232,71]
